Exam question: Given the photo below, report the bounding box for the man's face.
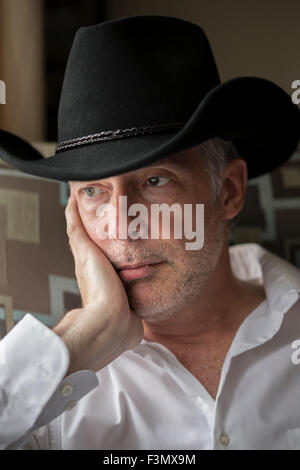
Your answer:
[70,145,228,324]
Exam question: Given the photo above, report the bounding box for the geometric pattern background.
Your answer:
[0,143,81,338]
[229,145,300,264]
[0,141,300,338]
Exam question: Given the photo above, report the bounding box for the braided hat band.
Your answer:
[56,122,185,153]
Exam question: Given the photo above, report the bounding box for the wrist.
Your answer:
[52,309,81,370]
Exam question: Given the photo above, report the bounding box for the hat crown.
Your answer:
[57,15,220,142]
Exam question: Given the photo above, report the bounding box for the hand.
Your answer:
[53,189,144,375]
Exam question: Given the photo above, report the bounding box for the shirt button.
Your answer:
[64,400,77,411]
[60,383,74,397]
[218,432,230,446]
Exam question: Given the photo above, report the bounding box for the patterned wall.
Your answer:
[0,142,300,338]
[0,143,81,338]
[229,145,300,264]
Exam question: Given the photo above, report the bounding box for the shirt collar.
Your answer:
[227,243,300,356]
[141,243,300,354]
[229,243,300,315]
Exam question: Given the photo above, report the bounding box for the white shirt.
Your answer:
[1,242,300,450]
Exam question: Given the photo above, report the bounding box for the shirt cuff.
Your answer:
[0,313,99,448]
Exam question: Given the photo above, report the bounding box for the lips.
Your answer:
[117,261,162,281]
[117,261,160,271]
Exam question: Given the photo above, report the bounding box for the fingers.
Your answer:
[65,188,91,248]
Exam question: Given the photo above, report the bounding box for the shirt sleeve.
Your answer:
[0,313,99,450]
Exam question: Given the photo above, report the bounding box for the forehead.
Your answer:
[70,147,201,187]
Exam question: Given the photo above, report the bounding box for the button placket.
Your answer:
[64,400,77,410]
[218,432,230,447]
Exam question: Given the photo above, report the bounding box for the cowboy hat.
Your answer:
[0,15,299,182]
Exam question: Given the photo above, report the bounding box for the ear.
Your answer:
[218,158,248,222]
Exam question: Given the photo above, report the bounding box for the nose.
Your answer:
[96,185,146,242]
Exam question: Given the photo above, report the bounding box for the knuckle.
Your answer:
[67,223,76,236]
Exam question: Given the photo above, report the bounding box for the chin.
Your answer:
[125,276,157,298]
[126,279,158,307]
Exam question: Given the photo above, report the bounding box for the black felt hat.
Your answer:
[0,15,299,182]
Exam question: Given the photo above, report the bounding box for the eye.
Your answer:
[81,186,103,198]
[146,176,170,187]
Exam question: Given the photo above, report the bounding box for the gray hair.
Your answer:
[197,137,241,230]
[197,137,240,200]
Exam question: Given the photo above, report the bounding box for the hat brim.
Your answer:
[0,76,299,182]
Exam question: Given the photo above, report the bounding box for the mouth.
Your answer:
[117,261,163,281]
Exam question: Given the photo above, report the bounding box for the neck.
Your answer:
[142,243,266,349]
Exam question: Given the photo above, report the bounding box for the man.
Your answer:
[0,15,300,450]
[63,137,267,395]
